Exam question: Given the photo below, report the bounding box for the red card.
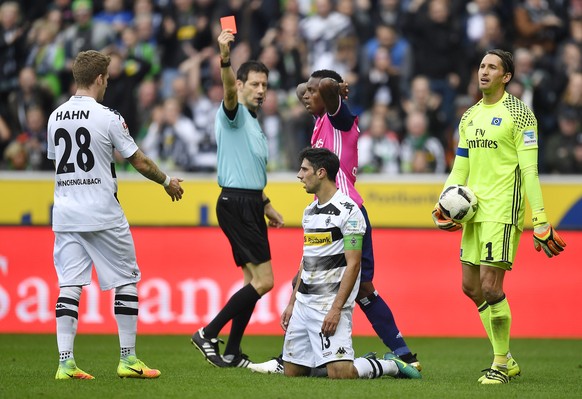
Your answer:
[220,15,237,34]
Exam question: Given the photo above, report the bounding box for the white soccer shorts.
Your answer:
[53,221,141,291]
[282,300,355,368]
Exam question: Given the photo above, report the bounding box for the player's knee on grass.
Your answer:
[326,361,358,379]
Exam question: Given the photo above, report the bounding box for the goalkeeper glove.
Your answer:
[533,223,566,258]
[432,204,462,232]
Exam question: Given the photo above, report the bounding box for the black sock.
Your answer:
[204,284,261,338]
[224,303,255,357]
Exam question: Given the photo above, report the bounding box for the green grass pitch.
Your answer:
[2,334,581,398]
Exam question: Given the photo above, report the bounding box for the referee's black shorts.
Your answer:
[216,187,271,267]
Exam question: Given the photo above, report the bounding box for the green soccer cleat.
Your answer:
[362,351,377,360]
[478,354,520,382]
[506,356,521,378]
[117,356,161,379]
[480,366,509,384]
[55,359,95,380]
[383,353,422,379]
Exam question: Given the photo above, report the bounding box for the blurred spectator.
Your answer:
[6,67,54,134]
[135,79,161,142]
[466,11,512,68]
[141,97,202,171]
[120,23,160,80]
[337,0,374,44]
[401,75,447,144]
[157,0,213,98]
[50,0,75,29]
[258,43,284,91]
[213,0,281,60]
[132,0,162,41]
[0,113,11,164]
[299,0,353,71]
[180,50,219,171]
[93,0,133,36]
[402,0,465,129]
[400,110,446,173]
[17,105,52,171]
[259,90,284,171]
[512,46,557,132]
[261,12,306,93]
[358,109,401,174]
[360,45,401,111]
[25,20,65,97]
[102,51,152,138]
[371,0,404,29]
[59,0,116,89]
[557,72,582,126]
[362,23,412,88]
[331,35,362,112]
[3,138,28,170]
[513,0,568,57]
[544,107,582,173]
[0,1,28,113]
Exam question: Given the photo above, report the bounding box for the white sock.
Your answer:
[353,357,398,379]
[114,284,138,356]
[56,286,82,359]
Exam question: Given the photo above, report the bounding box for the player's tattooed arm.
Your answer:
[127,149,167,185]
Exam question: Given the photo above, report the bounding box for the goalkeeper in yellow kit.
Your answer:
[432,49,566,384]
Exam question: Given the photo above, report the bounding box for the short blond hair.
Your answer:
[72,50,110,88]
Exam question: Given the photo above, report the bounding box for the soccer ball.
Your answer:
[438,185,478,223]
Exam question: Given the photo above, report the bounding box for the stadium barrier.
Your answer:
[1,172,582,228]
[1,226,580,338]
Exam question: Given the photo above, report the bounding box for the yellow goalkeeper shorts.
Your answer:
[460,222,522,270]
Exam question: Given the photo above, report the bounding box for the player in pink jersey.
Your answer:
[249,70,421,376]
[299,70,420,368]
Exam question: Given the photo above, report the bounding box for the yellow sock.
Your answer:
[478,301,492,342]
[490,295,511,363]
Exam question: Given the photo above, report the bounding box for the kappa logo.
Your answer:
[336,347,347,355]
[114,301,124,306]
[340,201,354,213]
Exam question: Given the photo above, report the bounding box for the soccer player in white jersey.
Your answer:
[281,147,420,380]
[432,49,566,384]
[47,50,184,380]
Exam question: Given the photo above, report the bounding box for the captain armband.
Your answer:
[343,234,363,250]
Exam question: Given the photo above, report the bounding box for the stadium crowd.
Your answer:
[1,0,581,174]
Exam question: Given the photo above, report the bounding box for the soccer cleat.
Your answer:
[362,351,377,359]
[223,352,253,368]
[399,352,422,372]
[478,354,520,382]
[55,359,95,380]
[480,366,509,384]
[117,356,161,378]
[384,352,422,372]
[249,355,284,374]
[191,327,229,367]
[383,353,422,379]
[507,356,521,378]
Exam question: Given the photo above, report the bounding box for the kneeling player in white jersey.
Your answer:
[47,50,184,380]
[280,147,420,380]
